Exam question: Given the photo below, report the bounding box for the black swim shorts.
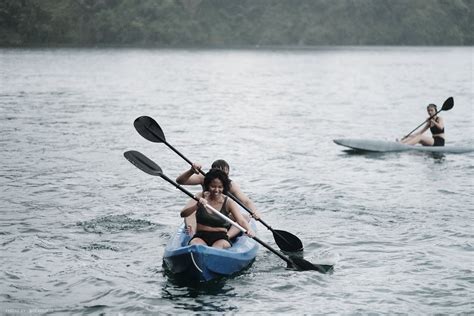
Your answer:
[189,231,231,246]
[433,136,445,147]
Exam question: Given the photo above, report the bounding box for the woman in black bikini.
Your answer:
[401,103,445,146]
[176,159,260,238]
[180,168,255,249]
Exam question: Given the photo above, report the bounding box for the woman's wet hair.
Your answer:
[203,168,231,194]
[427,103,437,111]
[211,159,229,172]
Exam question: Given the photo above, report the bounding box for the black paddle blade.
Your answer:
[289,255,334,273]
[134,116,166,143]
[441,97,454,111]
[124,150,163,176]
[273,229,304,252]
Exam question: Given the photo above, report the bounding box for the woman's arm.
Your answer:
[229,181,261,219]
[228,199,255,237]
[176,163,205,185]
[431,117,444,130]
[180,192,203,217]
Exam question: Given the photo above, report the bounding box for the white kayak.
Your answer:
[333,138,474,154]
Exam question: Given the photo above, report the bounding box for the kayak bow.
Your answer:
[163,221,259,282]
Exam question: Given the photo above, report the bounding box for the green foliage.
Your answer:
[0,0,471,46]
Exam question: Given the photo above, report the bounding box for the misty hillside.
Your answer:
[1,0,472,47]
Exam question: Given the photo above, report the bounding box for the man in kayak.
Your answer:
[176,159,261,239]
[180,168,255,248]
[400,104,445,146]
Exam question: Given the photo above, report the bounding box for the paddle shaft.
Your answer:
[158,172,295,266]
[159,138,196,169]
[402,110,443,139]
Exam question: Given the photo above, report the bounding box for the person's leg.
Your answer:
[188,231,207,245]
[402,134,434,146]
[212,239,232,249]
[189,237,206,245]
[419,135,434,146]
[401,134,421,145]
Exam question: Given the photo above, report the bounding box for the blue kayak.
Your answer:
[163,220,259,282]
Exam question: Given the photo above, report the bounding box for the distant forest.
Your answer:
[1,0,472,47]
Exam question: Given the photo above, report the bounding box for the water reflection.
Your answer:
[338,149,389,160]
[339,149,446,162]
[161,279,238,313]
[426,152,446,162]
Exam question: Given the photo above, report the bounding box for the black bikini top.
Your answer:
[430,117,444,134]
[195,197,230,229]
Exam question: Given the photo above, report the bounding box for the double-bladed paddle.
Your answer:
[402,97,454,140]
[133,115,303,252]
[123,150,333,273]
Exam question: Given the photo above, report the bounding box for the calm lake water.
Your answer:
[1,47,473,315]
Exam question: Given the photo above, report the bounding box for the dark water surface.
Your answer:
[1,47,473,314]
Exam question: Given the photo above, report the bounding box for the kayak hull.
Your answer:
[334,138,474,154]
[163,221,258,282]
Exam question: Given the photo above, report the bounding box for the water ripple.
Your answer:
[77,214,159,234]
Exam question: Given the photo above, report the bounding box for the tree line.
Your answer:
[1,0,472,47]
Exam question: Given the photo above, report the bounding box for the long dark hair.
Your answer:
[203,168,231,194]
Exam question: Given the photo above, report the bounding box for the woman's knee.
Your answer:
[212,239,231,249]
[189,238,206,245]
[420,136,434,146]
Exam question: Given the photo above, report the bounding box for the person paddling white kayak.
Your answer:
[399,103,445,146]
